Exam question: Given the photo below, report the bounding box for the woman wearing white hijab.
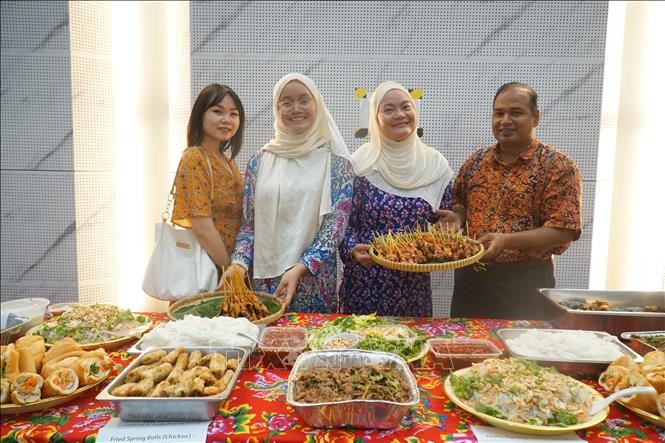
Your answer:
[222,73,353,313]
[339,80,455,316]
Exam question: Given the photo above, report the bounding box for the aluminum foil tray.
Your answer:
[287,349,419,429]
[540,289,665,336]
[496,328,642,377]
[97,346,248,421]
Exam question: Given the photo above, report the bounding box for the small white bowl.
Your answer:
[324,332,359,349]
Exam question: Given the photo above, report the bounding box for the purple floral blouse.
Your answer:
[339,176,453,317]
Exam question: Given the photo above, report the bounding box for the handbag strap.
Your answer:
[162,146,215,221]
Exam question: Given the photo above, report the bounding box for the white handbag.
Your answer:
[142,148,218,301]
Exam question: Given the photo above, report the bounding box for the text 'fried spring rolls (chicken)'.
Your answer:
[42,368,79,397]
[1,378,10,404]
[10,372,43,405]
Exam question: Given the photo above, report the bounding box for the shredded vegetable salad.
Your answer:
[308,314,427,361]
[34,304,149,345]
[449,358,595,427]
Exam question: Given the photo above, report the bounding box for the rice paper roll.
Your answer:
[74,354,112,385]
[1,378,10,404]
[10,372,43,405]
[42,367,79,397]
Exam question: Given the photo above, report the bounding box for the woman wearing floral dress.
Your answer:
[339,81,455,317]
[222,73,353,313]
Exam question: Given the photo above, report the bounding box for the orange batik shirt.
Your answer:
[172,147,244,252]
[452,140,582,263]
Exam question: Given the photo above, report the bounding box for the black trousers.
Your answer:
[450,258,555,320]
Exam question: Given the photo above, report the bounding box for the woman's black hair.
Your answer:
[187,84,245,159]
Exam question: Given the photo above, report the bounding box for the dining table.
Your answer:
[1,312,663,443]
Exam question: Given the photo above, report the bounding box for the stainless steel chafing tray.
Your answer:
[287,350,419,429]
[497,328,642,377]
[540,289,665,336]
[97,346,248,421]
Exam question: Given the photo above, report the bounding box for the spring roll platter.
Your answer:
[97,346,248,421]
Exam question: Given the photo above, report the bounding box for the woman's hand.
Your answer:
[275,263,309,308]
[216,264,246,291]
[350,244,374,267]
[433,209,461,231]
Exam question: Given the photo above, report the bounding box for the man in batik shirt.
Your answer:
[438,82,582,320]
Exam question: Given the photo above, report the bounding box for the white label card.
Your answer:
[96,418,210,443]
[471,425,584,443]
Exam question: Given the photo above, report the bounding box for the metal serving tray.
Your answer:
[540,289,665,336]
[620,330,665,355]
[497,328,642,377]
[97,346,248,421]
[287,350,419,429]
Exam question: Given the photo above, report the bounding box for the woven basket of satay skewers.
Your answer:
[369,225,484,272]
[168,268,285,325]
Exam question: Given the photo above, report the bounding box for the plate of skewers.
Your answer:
[168,268,285,325]
[369,225,484,272]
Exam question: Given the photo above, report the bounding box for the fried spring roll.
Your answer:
[221,369,234,387]
[174,352,189,371]
[140,350,167,365]
[42,368,79,397]
[193,366,216,385]
[226,359,239,370]
[187,350,203,369]
[203,384,224,396]
[125,361,160,383]
[150,362,173,384]
[10,372,43,405]
[171,379,193,397]
[166,367,184,385]
[160,347,185,365]
[111,382,138,397]
[208,353,226,377]
[41,356,80,379]
[190,377,205,396]
[149,380,172,397]
[128,377,154,397]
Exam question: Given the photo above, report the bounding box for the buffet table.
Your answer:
[1,313,663,442]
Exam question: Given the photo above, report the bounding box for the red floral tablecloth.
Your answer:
[2,313,663,442]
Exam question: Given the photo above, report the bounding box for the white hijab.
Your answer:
[254,73,350,279]
[351,81,453,208]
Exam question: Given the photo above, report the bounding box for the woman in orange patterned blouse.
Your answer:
[172,84,245,277]
[438,82,582,320]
